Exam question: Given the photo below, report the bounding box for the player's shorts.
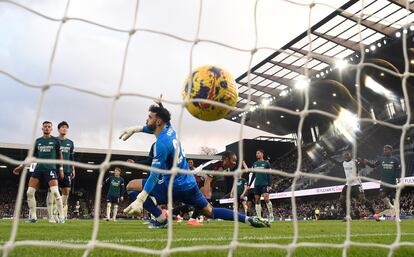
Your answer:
[341,185,363,198]
[59,173,72,188]
[31,169,58,182]
[254,185,269,196]
[142,178,209,210]
[380,186,396,199]
[106,195,120,204]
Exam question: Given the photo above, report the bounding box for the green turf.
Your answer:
[0,219,413,257]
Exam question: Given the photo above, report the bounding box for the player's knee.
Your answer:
[201,204,213,218]
[126,179,142,192]
[26,187,36,198]
[50,186,61,199]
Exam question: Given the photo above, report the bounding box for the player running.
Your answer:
[119,103,269,228]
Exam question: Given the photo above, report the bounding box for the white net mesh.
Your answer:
[0,0,414,256]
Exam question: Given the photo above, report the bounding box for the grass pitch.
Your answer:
[0,219,414,257]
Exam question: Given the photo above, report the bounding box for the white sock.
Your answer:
[52,197,58,218]
[255,204,262,218]
[27,187,37,220]
[266,201,273,217]
[243,203,248,215]
[62,194,69,218]
[106,203,111,220]
[113,204,118,220]
[50,186,64,220]
[155,214,166,223]
[46,191,54,220]
[383,197,394,209]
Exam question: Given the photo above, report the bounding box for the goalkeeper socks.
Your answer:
[155,214,166,223]
[127,190,139,201]
[255,204,262,218]
[212,208,246,223]
[27,187,37,220]
[266,201,273,217]
[143,197,162,218]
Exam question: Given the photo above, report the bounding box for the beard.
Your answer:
[146,123,156,132]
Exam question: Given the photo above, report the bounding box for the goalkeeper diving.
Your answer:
[119,102,269,228]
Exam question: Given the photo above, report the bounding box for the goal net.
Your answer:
[0,0,413,257]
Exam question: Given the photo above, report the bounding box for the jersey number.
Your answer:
[172,139,185,165]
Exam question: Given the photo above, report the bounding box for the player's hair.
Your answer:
[256,149,265,155]
[384,145,393,151]
[114,167,121,172]
[58,121,69,129]
[149,104,171,123]
[221,151,236,160]
[42,120,52,125]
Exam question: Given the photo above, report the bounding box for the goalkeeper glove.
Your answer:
[123,190,148,215]
[119,126,144,141]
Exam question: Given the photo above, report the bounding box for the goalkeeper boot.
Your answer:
[26,219,37,223]
[148,219,168,229]
[248,217,270,228]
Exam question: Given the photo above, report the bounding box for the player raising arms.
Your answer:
[13,121,65,223]
[330,151,377,221]
[104,167,125,221]
[119,103,269,228]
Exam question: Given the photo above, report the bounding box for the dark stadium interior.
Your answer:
[229,0,414,143]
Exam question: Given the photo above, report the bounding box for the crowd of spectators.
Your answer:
[2,179,413,220]
[258,192,414,220]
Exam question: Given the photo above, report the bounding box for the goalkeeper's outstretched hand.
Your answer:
[119,126,144,141]
[123,191,148,215]
[123,198,144,215]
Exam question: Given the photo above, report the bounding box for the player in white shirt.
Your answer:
[335,151,377,221]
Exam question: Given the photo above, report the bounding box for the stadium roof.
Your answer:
[228,0,414,139]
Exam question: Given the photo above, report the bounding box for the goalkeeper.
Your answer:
[119,103,269,228]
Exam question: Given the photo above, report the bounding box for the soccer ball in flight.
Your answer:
[182,65,238,121]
